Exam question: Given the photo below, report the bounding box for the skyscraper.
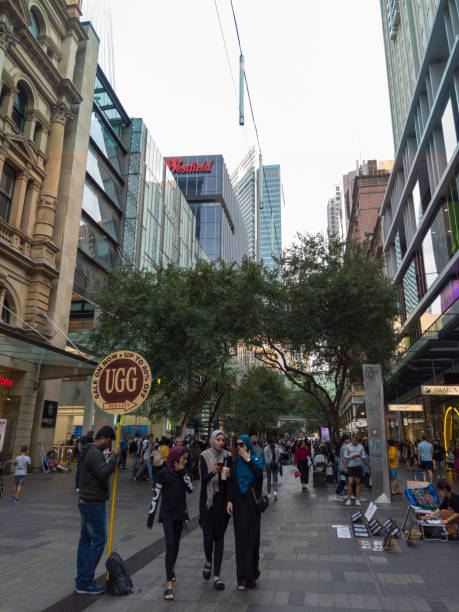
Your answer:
[258,165,282,269]
[380,0,459,441]
[380,0,438,150]
[231,147,257,259]
[327,186,343,241]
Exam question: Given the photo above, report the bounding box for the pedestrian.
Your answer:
[189,440,202,480]
[129,432,141,472]
[294,439,311,490]
[199,430,231,590]
[75,426,121,595]
[433,439,446,477]
[227,434,264,591]
[264,438,280,499]
[250,434,263,457]
[344,434,365,506]
[388,440,402,495]
[148,445,193,601]
[333,434,350,501]
[11,446,31,502]
[424,480,459,539]
[134,433,154,483]
[86,430,94,444]
[446,439,456,471]
[120,436,128,470]
[74,435,87,492]
[159,437,170,463]
[418,435,434,482]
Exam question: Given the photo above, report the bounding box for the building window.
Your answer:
[12,84,28,132]
[29,9,40,40]
[0,164,15,222]
[441,98,458,164]
[402,259,420,317]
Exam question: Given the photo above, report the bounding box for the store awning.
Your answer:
[0,325,98,380]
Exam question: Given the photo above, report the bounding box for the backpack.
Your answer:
[129,440,138,454]
[105,552,133,596]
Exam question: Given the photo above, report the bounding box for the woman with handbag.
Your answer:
[199,430,231,591]
[227,435,265,591]
[264,438,280,499]
[294,440,311,490]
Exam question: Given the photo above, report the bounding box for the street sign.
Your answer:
[388,404,423,411]
[91,351,152,414]
[421,385,459,395]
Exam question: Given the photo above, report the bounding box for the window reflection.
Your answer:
[90,112,123,176]
[441,98,457,164]
[78,217,119,270]
[86,146,122,208]
[82,183,121,242]
[402,259,419,316]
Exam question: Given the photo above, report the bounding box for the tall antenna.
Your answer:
[82,0,116,87]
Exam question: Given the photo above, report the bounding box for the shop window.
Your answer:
[0,164,15,222]
[12,84,28,133]
[441,98,458,164]
[28,9,40,40]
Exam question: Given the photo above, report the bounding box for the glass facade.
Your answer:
[168,154,249,264]
[258,165,282,270]
[231,148,257,259]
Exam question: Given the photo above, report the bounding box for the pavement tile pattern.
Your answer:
[0,463,458,611]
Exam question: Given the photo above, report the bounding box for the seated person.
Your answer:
[44,450,69,473]
[424,480,459,540]
[313,452,326,471]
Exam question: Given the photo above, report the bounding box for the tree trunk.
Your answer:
[179,378,208,435]
[206,392,224,440]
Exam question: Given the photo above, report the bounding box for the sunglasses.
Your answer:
[237,442,246,447]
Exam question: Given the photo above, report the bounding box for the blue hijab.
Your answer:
[236,435,265,494]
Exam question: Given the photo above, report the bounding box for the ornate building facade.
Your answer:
[0,0,99,465]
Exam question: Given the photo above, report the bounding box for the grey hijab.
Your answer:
[200,430,230,509]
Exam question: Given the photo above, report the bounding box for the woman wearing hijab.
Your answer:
[147,445,193,601]
[199,430,231,590]
[227,434,264,591]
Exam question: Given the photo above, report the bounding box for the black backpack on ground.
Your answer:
[105,552,133,596]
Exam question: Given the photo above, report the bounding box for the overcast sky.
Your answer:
[85,0,395,248]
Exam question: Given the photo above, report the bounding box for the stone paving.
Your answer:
[0,462,458,612]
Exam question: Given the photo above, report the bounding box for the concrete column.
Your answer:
[21,180,41,236]
[23,111,36,141]
[8,171,29,227]
[363,364,392,504]
[34,103,73,239]
[0,22,18,81]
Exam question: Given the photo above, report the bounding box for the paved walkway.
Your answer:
[0,463,458,612]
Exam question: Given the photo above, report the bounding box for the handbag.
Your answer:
[251,486,269,513]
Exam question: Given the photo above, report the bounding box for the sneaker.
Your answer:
[11,496,16,501]
[355,499,361,506]
[75,585,104,595]
[274,491,277,499]
[332,495,344,502]
[351,495,356,500]
[75,488,80,492]
[345,499,352,506]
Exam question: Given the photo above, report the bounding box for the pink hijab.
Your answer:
[167,445,186,477]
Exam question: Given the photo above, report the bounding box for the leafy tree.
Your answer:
[88,259,263,431]
[229,366,292,434]
[248,234,399,440]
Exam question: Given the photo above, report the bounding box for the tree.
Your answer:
[248,234,399,440]
[88,259,263,431]
[229,366,292,434]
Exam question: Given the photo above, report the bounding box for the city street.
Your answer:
[0,466,458,612]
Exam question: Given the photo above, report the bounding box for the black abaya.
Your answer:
[199,456,231,576]
[228,457,263,586]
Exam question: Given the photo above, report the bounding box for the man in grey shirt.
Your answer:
[343,434,365,506]
[333,435,350,501]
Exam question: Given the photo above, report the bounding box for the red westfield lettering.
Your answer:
[165,157,214,174]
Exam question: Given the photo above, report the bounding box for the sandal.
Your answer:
[237,582,246,591]
[214,579,225,591]
[203,564,211,580]
[164,589,174,601]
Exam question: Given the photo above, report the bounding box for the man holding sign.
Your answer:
[75,426,121,595]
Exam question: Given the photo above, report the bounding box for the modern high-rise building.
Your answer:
[258,164,282,269]
[231,147,257,259]
[381,0,439,150]
[379,0,459,443]
[327,186,343,241]
[166,154,249,264]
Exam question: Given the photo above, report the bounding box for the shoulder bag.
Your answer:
[251,485,269,513]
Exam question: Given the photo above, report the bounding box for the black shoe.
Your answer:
[203,564,211,580]
[245,581,257,589]
[214,579,225,590]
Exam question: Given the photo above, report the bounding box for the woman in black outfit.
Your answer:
[227,434,264,591]
[147,445,193,601]
[199,430,231,590]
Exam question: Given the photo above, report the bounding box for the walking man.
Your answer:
[75,426,121,595]
[418,435,434,482]
[344,434,365,506]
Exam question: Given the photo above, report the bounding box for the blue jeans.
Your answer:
[76,501,107,589]
[136,458,153,481]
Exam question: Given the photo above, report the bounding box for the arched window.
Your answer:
[12,84,28,132]
[1,296,11,325]
[29,9,40,40]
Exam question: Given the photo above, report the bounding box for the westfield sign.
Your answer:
[165,157,214,174]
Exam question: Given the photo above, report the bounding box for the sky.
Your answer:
[85,0,395,249]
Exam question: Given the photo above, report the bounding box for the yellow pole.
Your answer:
[106,414,121,581]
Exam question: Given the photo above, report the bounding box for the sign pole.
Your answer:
[106,413,122,581]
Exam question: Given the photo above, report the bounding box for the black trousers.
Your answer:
[203,530,225,576]
[162,519,184,582]
[297,460,309,484]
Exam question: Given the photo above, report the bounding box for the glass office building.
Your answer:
[231,147,257,259]
[166,155,249,264]
[258,165,282,270]
[380,0,459,443]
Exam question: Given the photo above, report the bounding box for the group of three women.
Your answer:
[147,431,264,601]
